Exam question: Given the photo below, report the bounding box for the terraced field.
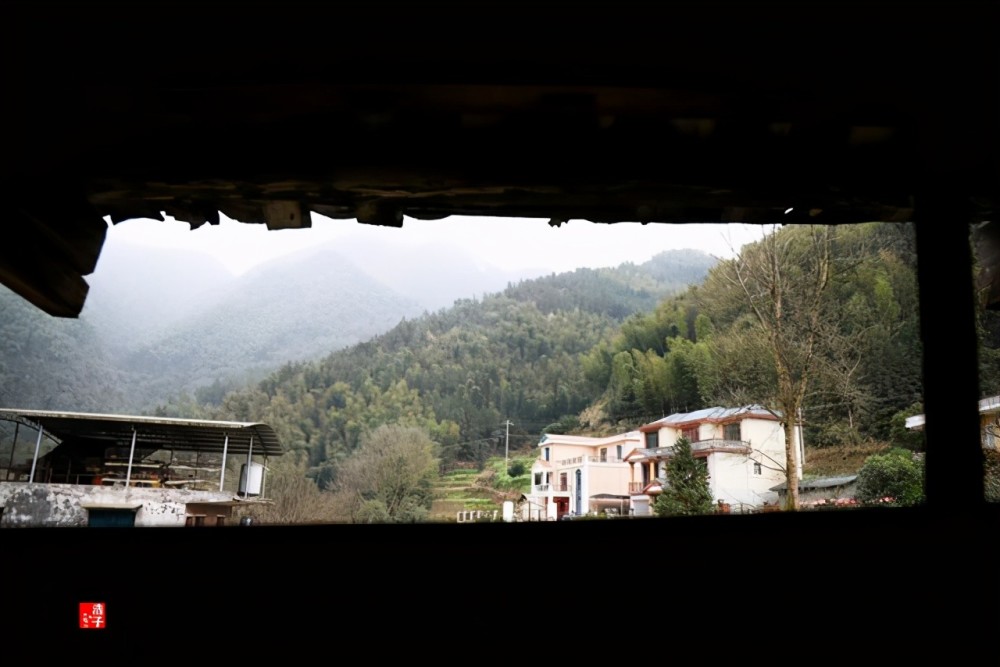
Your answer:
[429,457,532,522]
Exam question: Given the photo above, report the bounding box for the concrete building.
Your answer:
[626,405,801,515]
[0,408,284,527]
[522,430,642,520]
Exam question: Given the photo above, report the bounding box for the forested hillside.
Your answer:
[1,228,717,416]
[173,225,942,496]
[1,243,426,413]
[581,223,926,446]
[0,286,130,413]
[152,249,718,488]
[117,246,428,407]
[10,221,1000,522]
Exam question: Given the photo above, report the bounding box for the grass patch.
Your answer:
[803,441,892,478]
[440,487,496,501]
[479,456,533,493]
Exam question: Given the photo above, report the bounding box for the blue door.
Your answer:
[575,469,582,515]
[87,509,137,527]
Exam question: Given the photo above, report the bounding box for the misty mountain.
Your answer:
[2,240,428,413]
[299,236,550,311]
[1,239,719,417]
[178,246,720,476]
[116,245,427,408]
[81,240,238,356]
[503,249,718,318]
[0,285,130,413]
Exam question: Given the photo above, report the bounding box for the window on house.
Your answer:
[724,422,741,442]
[645,432,658,448]
[544,447,550,461]
[599,447,607,462]
[683,426,699,442]
[753,461,762,475]
[534,472,542,486]
[616,444,622,460]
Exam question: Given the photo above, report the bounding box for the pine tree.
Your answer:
[654,436,714,517]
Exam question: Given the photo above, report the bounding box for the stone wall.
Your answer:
[0,482,233,527]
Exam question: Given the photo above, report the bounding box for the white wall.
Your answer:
[0,482,234,527]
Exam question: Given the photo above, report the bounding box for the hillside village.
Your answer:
[437,405,860,523]
[3,222,999,525]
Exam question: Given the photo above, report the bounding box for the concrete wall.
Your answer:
[0,482,233,527]
[710,452,782,509]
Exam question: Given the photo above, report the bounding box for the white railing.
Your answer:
[534,484,571,493]
[691,439,751,452]
[555,455,626,465]
[456,510,499,523]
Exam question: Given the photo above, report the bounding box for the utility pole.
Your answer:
[504,419,513,474]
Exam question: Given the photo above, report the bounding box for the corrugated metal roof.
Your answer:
[770,475,857,491]
[649,405,779,427]
[0,408,284,457]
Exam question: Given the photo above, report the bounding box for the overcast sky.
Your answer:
[104,213,767,276]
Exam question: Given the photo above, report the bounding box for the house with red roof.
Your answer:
[625,405,803,515]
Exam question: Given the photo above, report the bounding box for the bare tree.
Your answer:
[329,424,440,523]
[713,225,835,510]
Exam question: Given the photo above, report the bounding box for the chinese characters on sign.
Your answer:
[79,602,106,629]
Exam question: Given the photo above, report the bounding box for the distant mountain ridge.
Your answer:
[503,249,717,318]
[118,246,427,406]
[0,239,719,415]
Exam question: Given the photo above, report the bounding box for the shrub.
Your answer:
[855,449,925,506]
[888,403,926,451]
[507,460,527,477]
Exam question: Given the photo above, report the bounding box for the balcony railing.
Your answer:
[691,438,751,453]
[632,440,751,460]
[534,483,572,494]
[554,455,625,465]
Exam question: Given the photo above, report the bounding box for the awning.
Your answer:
[0,408,284,457]
[79,503,143,510]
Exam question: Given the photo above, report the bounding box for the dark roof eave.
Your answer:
[0,408,285,457]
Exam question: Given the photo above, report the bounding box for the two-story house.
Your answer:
[523,431,642,520]
[625,405,802,515]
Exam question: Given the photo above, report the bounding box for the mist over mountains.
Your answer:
[0,235,718,415]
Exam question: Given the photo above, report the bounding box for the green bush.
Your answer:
[855,449,925,506]
[507,460,527,477]
[888,403,926,451]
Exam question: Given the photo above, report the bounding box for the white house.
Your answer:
[522,430,642,520]
[625,405,802,515]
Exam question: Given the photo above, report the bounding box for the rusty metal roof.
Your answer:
[0,408,284,457]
